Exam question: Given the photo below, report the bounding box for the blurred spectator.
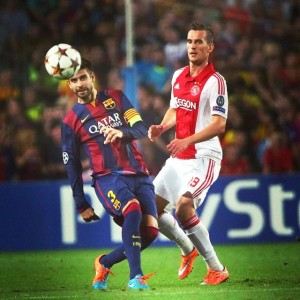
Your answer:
[278,51,300,99]
[87,45,112,87]
[262,131,293,174]
[0,69,20,102]
[220,143,250,175]
[251,108,279,170]
[230,36,252,69]
[107,68,125,90]
[56,80,77,110]
[135,42,156,85]
[137,84,156,127]
[26,0,59,39]
[288,0,300,24]
[136,84,158,176]
[0,106,16,181]
[102,36,122,68]
[52,0,80,28]
[222,104,245,139]
[192,3,222,24]
[223,122,259,173]
[59,22,78,47]
[75,0,103,39]
[27,48,59,103]
[0,0,29,70]
[13,127,44,180]
[161,26,187,68]
[291,111,300,171]
[151,93,174,173]
[278,104,300,171]
[139,45,173,94]
[229,76,261,132]
[42,119,67,180]
[23,86,44,128]
[6,98,32,131]
[223,0,252,34]
[213,20,237,59]
[41,105,66,136]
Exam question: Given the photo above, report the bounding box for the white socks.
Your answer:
[158,212,194,255]
[185,221,223,271]
[158,212,223,271]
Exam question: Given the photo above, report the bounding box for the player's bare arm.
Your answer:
[100,127,124,144]
[80,207,100,223]
[148,107,176,141]
[167,115,226,157]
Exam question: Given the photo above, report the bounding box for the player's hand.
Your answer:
[148,125,164,141]
[167,138,189,157]
[80,207,100,223]
[100,127,123,144]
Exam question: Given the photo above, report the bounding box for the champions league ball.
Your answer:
[44,43,81,80]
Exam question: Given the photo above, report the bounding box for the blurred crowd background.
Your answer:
[0,0,299,182]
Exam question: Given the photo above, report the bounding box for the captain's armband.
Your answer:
[124,108,143,127]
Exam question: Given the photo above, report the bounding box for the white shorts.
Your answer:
[153,157,221,212]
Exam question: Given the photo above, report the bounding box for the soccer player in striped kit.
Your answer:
[149,22,229,285]
[61,58,158,290]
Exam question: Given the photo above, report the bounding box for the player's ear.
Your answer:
[90,72,95,81]
[208,43,214,53]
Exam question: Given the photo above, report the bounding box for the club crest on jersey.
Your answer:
[103,98,116,109]
[190,85,200,96]
[216,95,225,106]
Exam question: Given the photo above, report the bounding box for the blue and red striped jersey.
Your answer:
[61,89,150,210]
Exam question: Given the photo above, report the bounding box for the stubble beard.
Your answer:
[76,87,93,103]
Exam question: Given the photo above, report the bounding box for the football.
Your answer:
[44,43,81,80]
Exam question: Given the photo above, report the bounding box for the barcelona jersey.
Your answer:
[61,89,150,210]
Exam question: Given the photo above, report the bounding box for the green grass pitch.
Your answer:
[0,242,299,299]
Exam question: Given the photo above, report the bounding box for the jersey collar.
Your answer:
[186,62,216,83]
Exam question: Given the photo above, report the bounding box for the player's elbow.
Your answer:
[218,123,226,135]
[214,118,227,135]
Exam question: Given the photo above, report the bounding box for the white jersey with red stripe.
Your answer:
[153,62,227,207]
[170,62,228,163]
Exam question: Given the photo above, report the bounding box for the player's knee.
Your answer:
[113,200,142,227]
[156,195,169,215]
[123,200,142,216]
[175,196,194,222]
[177,196,193,210]
[122,201,142,226]
[140,226,159,250]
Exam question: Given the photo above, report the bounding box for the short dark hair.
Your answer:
[80,57,93,72]
[188,22,214,44]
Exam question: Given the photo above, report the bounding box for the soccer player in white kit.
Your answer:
[148,22,229,285]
